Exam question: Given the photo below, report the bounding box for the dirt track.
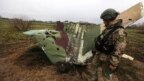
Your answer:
[0,40,144,81]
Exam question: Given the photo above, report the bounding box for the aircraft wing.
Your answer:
[100,2,143,32]
[117,2,143,27]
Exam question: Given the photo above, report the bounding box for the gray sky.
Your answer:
[0,0,143,23]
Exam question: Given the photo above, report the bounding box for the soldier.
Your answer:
[96,8,127,81]
[83,8,127,81]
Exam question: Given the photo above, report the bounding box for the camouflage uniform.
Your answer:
[82,20,127,81]
[97,19,127,81]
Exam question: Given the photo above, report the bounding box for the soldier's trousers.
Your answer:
[81,53,120,81]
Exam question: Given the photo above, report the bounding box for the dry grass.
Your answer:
[137,27,144,34]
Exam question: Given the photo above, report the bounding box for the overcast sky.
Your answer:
[0,0,143,23]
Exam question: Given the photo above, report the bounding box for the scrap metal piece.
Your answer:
[121,54,134,61]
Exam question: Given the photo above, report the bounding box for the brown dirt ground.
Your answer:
[0,40,144,81]
[0,41,82,81]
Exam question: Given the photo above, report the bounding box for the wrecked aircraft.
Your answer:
[23,2,143,65]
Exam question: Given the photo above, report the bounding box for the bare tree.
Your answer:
[12,16,32,31]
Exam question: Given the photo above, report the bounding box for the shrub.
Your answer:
[12,18,32,31]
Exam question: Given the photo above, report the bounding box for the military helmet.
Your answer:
[100,8,119,20]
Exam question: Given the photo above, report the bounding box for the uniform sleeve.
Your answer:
[109,28,127,67]
[113,28,127,56]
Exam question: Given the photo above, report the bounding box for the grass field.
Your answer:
[0,19,56,44]
[0,19,144,81]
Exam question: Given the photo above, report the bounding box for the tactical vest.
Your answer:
[95,25,123,54]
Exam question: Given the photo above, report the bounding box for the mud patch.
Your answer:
[15,46,51,70]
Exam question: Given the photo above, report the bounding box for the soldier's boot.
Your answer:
[97,67,105,81]
[104,74,112,81]
[104,72,118,81]
[103,64,119,81]
[104,73,118,81]
[103,55,119,81]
